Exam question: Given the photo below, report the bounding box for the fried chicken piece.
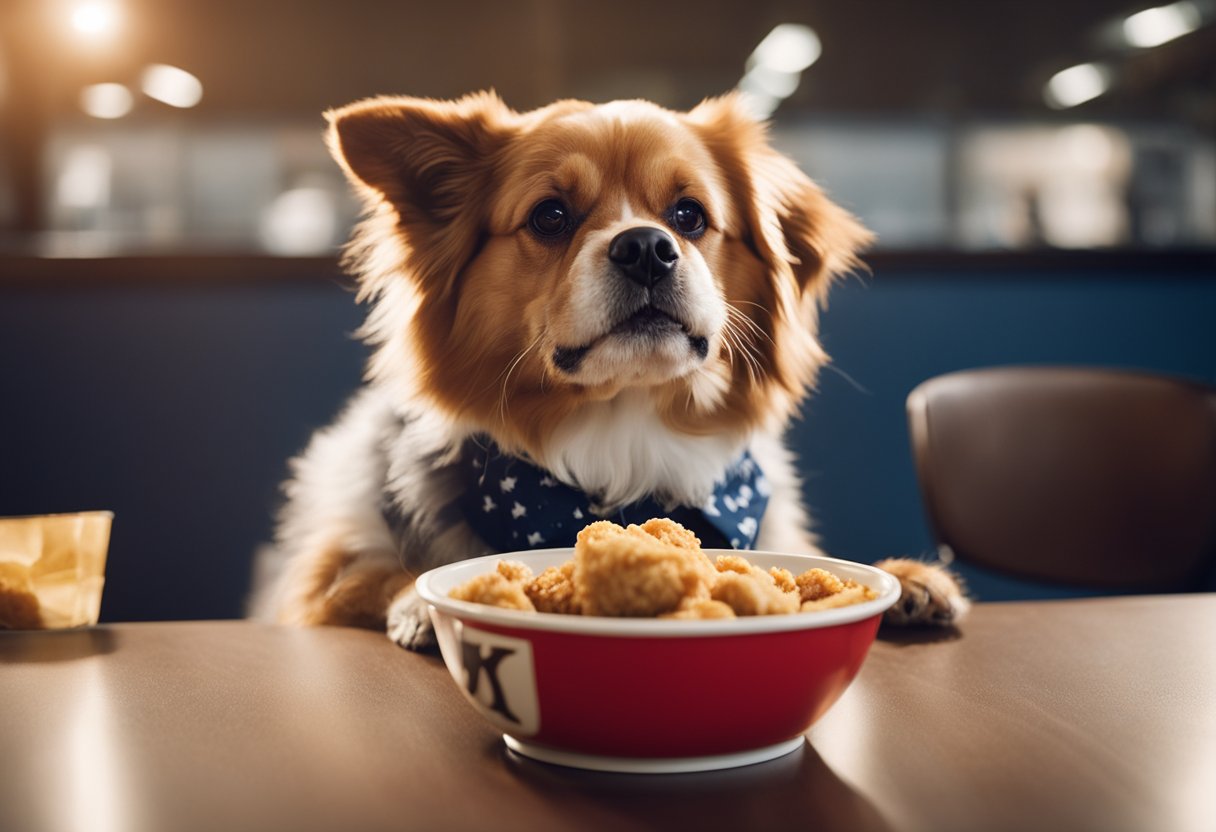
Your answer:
[574,520,711,617]
[448,518,875,618]
[661,598,737,620]
[577,520,625,547]
[711,555,800,615]
[768,567,797,593]
[796,567,845,602]
[799,583,876,612]
[711,570,799,616]
[634,523,718,585]
[448,569,536,612]
[638,517,702,551]
[714,554,754,575]
[496,559,533,583]
[525,561,581,615]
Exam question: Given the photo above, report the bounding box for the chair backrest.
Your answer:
[907,366,1216,590]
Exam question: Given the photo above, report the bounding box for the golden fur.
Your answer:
[330,92,870,455]
[263,91,966,637]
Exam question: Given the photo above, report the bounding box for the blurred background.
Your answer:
[4,0,1216,254]
[1,0,1213,621]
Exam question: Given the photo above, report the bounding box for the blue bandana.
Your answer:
[457,436,769,552]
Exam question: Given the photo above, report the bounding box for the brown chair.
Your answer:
[907,366,1216,591]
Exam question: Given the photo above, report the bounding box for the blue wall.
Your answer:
[0,277,367,621]
[1,260,1213,620]
[792,269,1216,599]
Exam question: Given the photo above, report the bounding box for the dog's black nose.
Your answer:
[608,227,678,288]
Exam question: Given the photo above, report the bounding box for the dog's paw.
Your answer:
[874,558,970,627]
[386,587,437,651]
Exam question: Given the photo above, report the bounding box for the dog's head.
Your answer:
[328,92,871,460]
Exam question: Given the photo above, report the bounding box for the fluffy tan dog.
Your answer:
[253,92,967,646]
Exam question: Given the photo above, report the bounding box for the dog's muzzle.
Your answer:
[550,226,709,374]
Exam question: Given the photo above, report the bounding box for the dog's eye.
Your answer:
[529,199,571,238]
[671,198,707,237]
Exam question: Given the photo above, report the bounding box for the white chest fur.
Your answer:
[541,390,747,510]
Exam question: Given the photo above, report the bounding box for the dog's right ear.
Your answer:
[326,92,513,220]
[326,92,515,289]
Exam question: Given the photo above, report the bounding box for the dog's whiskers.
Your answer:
[719,326,736,367]
[721,316,760,387]
[727,303,776,348]
[725,306,771,386]
[496,332,543,428]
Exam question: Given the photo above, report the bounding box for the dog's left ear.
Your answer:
[687,94,874,300]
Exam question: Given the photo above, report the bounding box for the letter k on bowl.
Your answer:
[435,617,541,736]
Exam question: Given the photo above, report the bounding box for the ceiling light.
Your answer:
[1122,2,1202,47]
[141,64,203,108]
[740,64,801,99]
[737,23,820,119]
[70,1,121,40]
[80,83,132,119]
[1044,63,1112,109]
[750,24,822,74]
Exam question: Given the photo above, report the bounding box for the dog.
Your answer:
[252,91,968,648]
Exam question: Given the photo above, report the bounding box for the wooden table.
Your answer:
[2,595,1214,832]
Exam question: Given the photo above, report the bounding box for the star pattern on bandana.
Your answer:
[457,436,769,552]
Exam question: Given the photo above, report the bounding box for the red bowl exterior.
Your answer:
[421,549,899,762]
[464,614,882,758]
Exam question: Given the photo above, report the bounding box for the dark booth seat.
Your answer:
[907,366,1216,591]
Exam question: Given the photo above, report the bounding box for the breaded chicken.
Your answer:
[711,570,800,616]
[661,598,737,620]
[525,561,581,615]
[448,571,535,611]
[574,521,711,617]
[447,518,875,618]
[639,517,702,551]
[795,567,845,602]
[800,582,876,611]
[495,559,533,583]
[713,553,753,575]
[768,567,797,593]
